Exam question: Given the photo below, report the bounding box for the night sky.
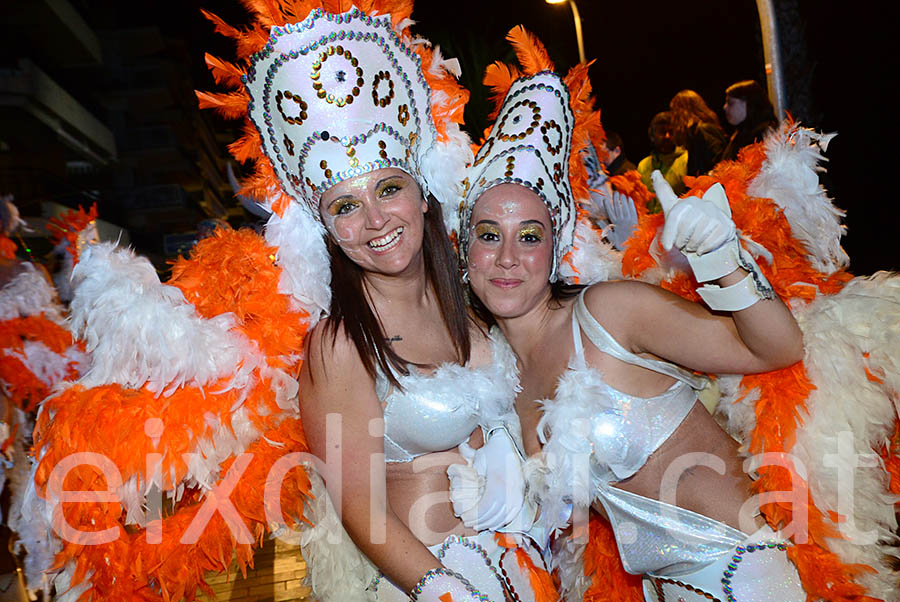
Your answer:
[78,0,898,275]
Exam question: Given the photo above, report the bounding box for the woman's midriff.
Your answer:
[613,401,765,533]
[386,449,478,547]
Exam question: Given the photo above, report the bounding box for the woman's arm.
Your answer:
[591,171,803,375]
[586,274,803,376]
[299,321,443,592]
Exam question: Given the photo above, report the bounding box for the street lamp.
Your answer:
[546,0,586,64]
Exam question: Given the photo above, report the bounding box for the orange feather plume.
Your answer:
[482,61,521,121]
[506,25,555,76]
[47,203,98,260]
[31,228,314,601]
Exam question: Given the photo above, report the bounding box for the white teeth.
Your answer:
[368,227,403,249]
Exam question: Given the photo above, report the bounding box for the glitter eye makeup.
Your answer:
[327,198,359,217]
[474,222,501,241]
[518,224,545,243]
[376,176,406,198]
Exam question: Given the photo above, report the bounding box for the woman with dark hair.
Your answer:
[454,33,809,601]
[669,89,727,176]
[720,80,778,161]
[221,3,549,602]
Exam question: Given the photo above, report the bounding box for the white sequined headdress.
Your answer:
[457,27,603,282]
[460,71,574,281]
[199,1,473,319]
[200,3,472,225]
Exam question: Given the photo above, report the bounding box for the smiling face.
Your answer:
[467,183,554,320]
[319,167,427,277]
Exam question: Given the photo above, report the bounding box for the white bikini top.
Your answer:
[377,328,520,463]
[539,289,748,577]
[567,289,706,482]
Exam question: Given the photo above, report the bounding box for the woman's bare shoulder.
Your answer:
[302,317,371,388]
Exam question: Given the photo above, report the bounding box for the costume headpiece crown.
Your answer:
[458,27,603,282]
[200,2,472,228]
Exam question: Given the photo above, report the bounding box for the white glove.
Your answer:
[655,170,736,257]
[653,170,774,310]
[447,427,526,531]
[601,190,638,251]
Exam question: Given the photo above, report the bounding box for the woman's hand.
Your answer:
[656,172,735,257]
[652,170,776,312]
[447,427,527,531]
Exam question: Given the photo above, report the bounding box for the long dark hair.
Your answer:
[721,80,778,161]
[324,192,471,389]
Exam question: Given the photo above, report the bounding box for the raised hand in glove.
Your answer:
[601,189,638,251]
[652,169,773,310]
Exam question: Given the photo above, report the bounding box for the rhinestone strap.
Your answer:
[721,540,788,601]
[409,567,490,602]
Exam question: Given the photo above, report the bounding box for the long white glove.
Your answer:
[447,426,527,532]
[653,170,773,310]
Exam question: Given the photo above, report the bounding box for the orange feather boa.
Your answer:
[32,229,314,601]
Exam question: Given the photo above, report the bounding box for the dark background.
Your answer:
[7,0,899,274]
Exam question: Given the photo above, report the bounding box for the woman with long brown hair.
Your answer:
[669,89,726,176]
[213,3,550,601]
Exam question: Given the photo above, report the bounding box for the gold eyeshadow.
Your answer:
[518,224,545,241]
[474,223,500,238]
[377,176,406,196]
[327,198,358,216]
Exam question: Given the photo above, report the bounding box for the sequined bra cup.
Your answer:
[541,290,756,578]
[377,328,519,463]
[566,289,707,483]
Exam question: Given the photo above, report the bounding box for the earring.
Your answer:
[461,268,469,284]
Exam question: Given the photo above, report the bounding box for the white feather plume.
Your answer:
[748,124,847,274]
[69,243,262,395]
[716,272,900,599]
[788,272,900,599]
[264,200,331,325]
[419,120,474,235]
[560,220,623,285]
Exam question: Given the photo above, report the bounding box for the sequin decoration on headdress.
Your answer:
[457,26,603,282]
[199,2,472,232]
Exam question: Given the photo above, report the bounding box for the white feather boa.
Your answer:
[559,220,623,286]
[297,469,378,601]
[0,262,66,323]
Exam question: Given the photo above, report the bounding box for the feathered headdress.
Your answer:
[198,0,472,230]
[46,203,98,262]
[199,1,474,322]
[457,26,605,281]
